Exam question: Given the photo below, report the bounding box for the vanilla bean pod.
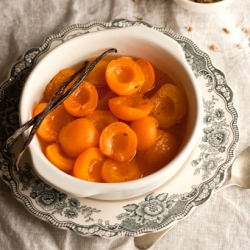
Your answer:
[3,48,117,170]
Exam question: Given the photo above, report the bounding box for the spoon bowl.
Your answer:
[226,146,250,189]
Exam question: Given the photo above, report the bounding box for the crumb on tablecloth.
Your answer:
[236,44,242,49]
[185,26,193,32]
[241,27,249,34]
[209,44,218,52]
[135,16,143,21]
[223,28,230,34]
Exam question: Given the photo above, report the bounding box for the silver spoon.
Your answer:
[134,146,250,249]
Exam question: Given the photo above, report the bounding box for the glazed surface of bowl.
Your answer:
[20,26,202,200]
[174,0,234,12]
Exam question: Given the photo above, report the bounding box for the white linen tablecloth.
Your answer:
[0,0,250,249]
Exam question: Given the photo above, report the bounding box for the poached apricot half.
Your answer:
[109,95,153,121]
[63,81,98,117]
[44,68,76,101]
[105,57,144,95]
[33,103,73,142]
[58,118,99,158]
[45,143,74,173]
[102,159,141,183]
[136,58,155,93]
[86,110,118,133]
[73,147,105,182]
[151,84,187,129]
[137,129,178,175]
[130,116,158,151]
[99,122,137,162]
[97,87,116,110]
[86,58,110,87]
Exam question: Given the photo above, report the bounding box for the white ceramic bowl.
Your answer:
[20,26,202,200]
[174,0,234,13]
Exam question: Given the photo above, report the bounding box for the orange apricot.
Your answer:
[63,81,98,117]
[45,143,74,173]
[33,103,73,142]
[109,95,153,121]
[136,58,155,93]
[151,84,187,129]
[130,116,158,151]
[102,159,142,183]
[105,56,144,95]
[38,139,50,154]
[86,110,118,133]
[86,58,110,86]
[44,68,76,101]
[73,147,105,182]
[97,87,116,110]
[58,118,99,158]
[99,122,137,162]
[167,119,187,142]
[137,129,178,175]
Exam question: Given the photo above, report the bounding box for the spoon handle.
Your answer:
[217,181,235,192]
[216,169,235,192]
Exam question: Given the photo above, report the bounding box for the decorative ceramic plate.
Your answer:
[0,19,238,237]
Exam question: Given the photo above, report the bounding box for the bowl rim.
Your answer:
[19,26,203,196]
[174,0,235,12]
